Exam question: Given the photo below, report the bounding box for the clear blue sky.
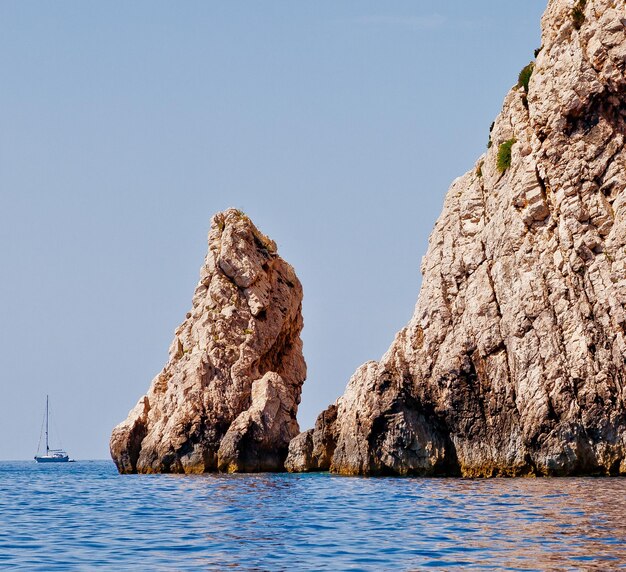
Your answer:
[0,1,546,460]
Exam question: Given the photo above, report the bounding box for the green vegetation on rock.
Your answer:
[518,62,534,93]
[497,138,516,173]
[487,121,495,149]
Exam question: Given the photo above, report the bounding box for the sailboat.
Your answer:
[34,395,71,463]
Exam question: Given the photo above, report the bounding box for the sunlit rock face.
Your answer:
[110,209,306,474]
[287,0,626,477]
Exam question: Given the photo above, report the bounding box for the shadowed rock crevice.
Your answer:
[565,88,626,138]
[110,209,306,474]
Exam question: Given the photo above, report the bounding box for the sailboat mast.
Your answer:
[45,395,49,454]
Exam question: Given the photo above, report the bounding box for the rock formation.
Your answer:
[110,209,306,473]
[287,0,626,476]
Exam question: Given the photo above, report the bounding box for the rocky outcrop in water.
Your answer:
[287,0,626,476]
[110,209,306,473]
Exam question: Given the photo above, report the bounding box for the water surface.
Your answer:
[1,461,625,570]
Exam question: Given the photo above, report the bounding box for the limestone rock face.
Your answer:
[287,0,626,476]
[284,403,337,473]
[110,209,306,473]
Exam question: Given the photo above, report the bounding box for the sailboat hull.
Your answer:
[35,455,69,463]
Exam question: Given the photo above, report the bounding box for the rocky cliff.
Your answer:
[111,209,306,473]
[287,0,626,476]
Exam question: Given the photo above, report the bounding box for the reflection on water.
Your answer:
[0,461,625,570]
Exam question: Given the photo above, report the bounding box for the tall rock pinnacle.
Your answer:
[287,0,626,476]
[110,209,306,473]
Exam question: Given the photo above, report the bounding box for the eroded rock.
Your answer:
[110,209,306,473]
[287,0,626,477]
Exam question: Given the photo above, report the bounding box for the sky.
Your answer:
[0,1,546,460]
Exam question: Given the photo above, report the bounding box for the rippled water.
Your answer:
[1,461,626,570]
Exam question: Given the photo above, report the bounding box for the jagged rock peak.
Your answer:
[287,0,626,476]
[110,208,306,473]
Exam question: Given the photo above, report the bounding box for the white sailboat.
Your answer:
[35,395,71,463]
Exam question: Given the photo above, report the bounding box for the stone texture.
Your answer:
[284,404,337,473]
[110,209,306,473]
[287,0,626,477]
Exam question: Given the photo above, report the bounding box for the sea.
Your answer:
[1,461,625,571]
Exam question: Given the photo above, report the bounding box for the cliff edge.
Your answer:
[287,0,626,476]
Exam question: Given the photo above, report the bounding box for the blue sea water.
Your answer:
[1,461,626,571]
